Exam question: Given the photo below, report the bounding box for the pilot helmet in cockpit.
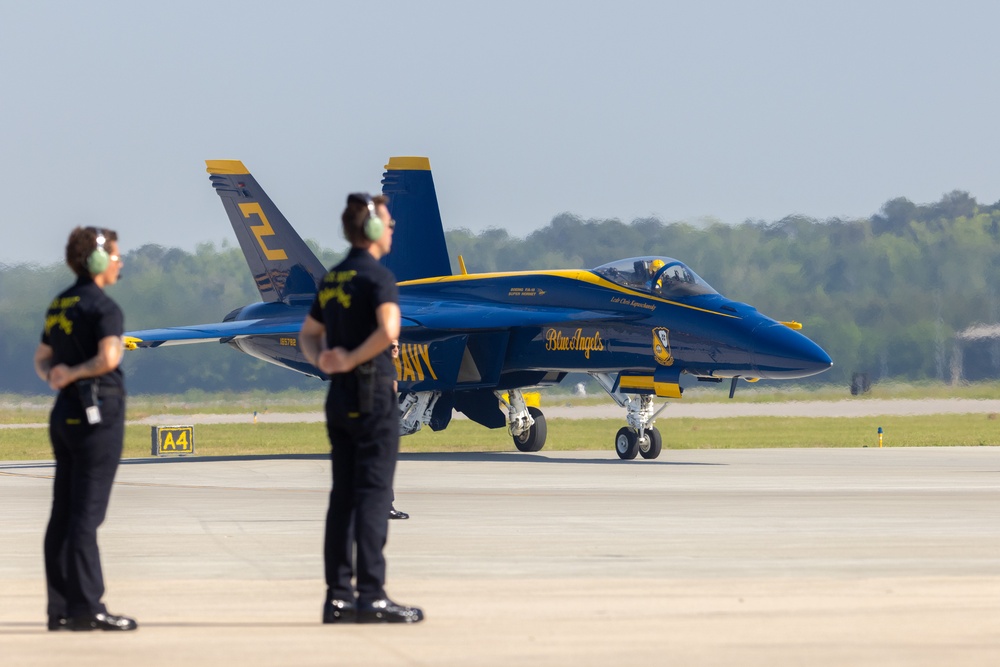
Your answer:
[648,259,666,289]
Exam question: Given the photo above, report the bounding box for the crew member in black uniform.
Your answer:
[299,193,423,624]
[32,227,137,632]
[389,339,409,520]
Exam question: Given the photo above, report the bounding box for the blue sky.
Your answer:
[3,1,999,265]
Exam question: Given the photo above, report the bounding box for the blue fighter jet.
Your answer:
[125,158,832,459]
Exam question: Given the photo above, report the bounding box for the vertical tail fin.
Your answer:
[206,160,328,303]
[380,157,452,281]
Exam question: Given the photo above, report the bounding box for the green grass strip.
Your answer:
[1,414,997,462]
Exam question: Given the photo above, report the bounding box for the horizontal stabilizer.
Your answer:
[125,317,302,348]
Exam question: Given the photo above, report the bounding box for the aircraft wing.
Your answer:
[125,317,303,349]
[127,302,637,349]
[400,299,642,330]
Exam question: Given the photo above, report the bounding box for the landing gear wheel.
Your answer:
[639,427,662,460]
[513,407,547,452]
[615,427,639,460]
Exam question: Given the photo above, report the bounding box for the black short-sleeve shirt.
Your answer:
[308,247,399,378]
[41,276,125,392]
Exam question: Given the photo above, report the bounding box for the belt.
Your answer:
[62,381,125,398]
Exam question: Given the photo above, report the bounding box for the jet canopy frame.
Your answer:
[592,256,717,298]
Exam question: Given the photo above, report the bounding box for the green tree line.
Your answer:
[3,191,999,395]
[447,191,1000,386]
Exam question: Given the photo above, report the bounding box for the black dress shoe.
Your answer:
[47,616,68,631]
[68,612,138,631]
[357,598,424,624]
[389,508,409,520]
[322,599,357,624]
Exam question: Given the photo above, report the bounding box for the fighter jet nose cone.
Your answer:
[751,321,832,379]
[811,344,834,371]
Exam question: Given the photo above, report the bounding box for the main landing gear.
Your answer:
[397,388,549,453]
[398,391,440,436]
[497,390,547,452]
[593,373,669,460]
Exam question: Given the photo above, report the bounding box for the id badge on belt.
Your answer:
[77,379,102,425]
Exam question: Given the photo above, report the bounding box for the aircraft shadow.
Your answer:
[397,452,721,466]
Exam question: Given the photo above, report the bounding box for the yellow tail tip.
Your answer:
[206,159,249,175]
[385,156,430,171]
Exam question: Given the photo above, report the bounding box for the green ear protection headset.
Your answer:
[362,195,384,241]
[86,228,110,275]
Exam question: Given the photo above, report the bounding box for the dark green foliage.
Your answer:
[5,191,1000,394]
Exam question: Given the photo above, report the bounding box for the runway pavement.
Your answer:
[2,447,1000,666]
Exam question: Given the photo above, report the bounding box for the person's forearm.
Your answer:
[67,355,117,382]
[34,355,52,383]
[42,337,122,390]
[344,329,393,369]
[67,337,122,381]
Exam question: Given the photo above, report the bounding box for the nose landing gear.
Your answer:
[615,425,663,460]
[593,373,669,460]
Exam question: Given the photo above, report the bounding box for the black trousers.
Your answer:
[45,391,124,618]
[324,374,398,604]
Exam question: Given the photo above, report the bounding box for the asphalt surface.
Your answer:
[2,447,1000,666]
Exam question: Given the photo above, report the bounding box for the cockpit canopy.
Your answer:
[592,256,717,298]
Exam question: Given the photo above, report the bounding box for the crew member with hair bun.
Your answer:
[33,226,137,632]
[299,193,423,624]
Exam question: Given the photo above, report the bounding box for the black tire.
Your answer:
[513,407,547,452]
[615,427,639,460]
[639,427,662,460]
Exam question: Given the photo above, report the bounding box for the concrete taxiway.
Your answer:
[2,447,1000,666]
